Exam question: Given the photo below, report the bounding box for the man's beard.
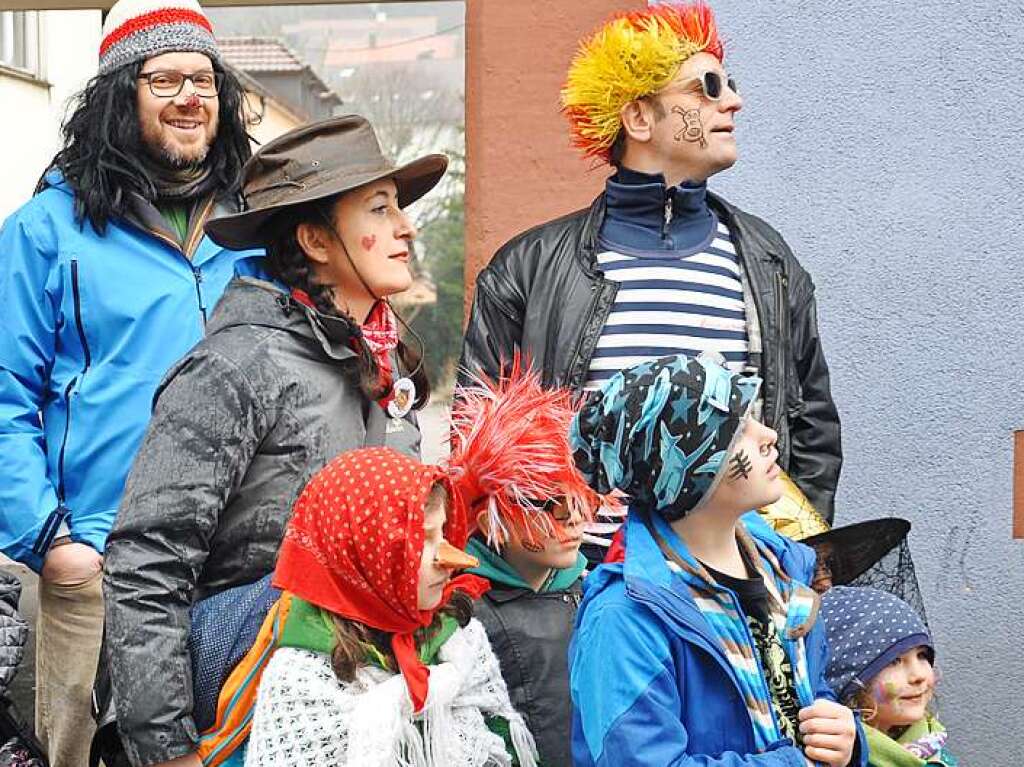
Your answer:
[144,134,212,170]
[137,126,218,200]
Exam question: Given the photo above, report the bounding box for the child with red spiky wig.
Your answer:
[448,359,615,767]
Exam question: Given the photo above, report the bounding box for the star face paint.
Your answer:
[672,105,708,149]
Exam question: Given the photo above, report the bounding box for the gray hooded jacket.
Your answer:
[103,277,420,766]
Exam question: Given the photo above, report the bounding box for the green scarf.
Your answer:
[865,717,954,767]
[277,596,458,669]
[466,536,586,592]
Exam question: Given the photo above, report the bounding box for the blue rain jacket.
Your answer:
[0,173,262,571]
[570,512,867,767]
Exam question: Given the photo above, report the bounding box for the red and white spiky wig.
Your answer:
[448,358,610,548]
[561,2,723,164]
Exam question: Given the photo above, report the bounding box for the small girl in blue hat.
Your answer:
[820,586,958,767]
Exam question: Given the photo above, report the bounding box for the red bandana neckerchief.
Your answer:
[273,447,488,713]
[291,289,400,410]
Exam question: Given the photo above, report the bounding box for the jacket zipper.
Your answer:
[55,377,77,506]
[662,194,673,241]
[145,196,216,324]
[71,260,92,368]
[567,279,618,393]
[773,271,789,445]
[34,260,93,556]
[32,376,77,555]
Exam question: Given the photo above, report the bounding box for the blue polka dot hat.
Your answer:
[819,585,934,702]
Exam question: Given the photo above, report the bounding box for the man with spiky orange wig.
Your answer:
[460,2,843,557]
[447,358,612,767]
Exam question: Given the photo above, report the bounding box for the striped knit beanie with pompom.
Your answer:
[99,0,219,75]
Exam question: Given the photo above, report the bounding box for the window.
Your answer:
[0,11,41,77]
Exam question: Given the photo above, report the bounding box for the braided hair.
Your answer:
[264,197,430,408]
[36,58,251,234]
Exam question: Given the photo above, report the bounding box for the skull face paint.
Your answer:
[672,105,708,149]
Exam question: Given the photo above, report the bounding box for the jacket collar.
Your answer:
[41,169,233,261]
[466,536,586,597]
[207,276,358,362]
[578,187,785,274]
[618,510,819,639]
[599,167,716,254]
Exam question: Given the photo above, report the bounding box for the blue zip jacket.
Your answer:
[569,511,867,767]
[0,173,262,571]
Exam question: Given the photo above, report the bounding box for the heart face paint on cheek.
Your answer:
[361,234,377,251]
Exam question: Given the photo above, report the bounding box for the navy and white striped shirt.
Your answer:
[583,219,748,390]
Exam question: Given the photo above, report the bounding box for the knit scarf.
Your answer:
[649,514,819,751]
[138,151,215,201]
[864,717,957,767]
[196,594,482,767]
[272,447,485,713]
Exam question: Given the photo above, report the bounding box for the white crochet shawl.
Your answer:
[245,618,538,767]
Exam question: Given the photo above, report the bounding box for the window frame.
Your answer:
[0,10,46,84]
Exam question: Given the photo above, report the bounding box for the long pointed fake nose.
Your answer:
[434,541,478,571]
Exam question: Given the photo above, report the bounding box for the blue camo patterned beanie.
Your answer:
[819,585,934,702]
[570,353,761,521]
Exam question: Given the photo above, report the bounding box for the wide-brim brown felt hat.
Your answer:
[206,114,448,250]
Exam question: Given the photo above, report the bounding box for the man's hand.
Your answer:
[150,755,202,767]
[798,699,856,767]
[41,541,102,586]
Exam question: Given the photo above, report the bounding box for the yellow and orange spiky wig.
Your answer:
[448,357,613,549]
[561,2,724,164]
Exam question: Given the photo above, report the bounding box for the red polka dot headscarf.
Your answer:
[273,447,478,712]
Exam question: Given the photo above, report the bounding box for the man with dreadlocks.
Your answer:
[448,359,613,767]
[0,1,257,764]
[460,2,843,565]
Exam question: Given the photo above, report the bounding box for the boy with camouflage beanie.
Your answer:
[568,353,865,767]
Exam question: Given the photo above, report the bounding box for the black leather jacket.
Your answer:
[460,192,842,520]
[474,580,582,767]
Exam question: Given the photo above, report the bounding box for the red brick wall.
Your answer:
[463,0,644,311]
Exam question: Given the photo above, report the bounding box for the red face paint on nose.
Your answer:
[361,234,376,251]
[184,93,201,109]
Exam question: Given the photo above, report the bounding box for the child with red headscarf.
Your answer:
[243,447,538,767]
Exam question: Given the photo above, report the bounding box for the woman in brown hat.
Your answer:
[101,115,448,767]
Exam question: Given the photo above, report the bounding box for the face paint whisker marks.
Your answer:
[727,450,752,482]
[672,105,708,149]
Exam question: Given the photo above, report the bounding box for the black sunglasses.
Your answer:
[525,498,571,521]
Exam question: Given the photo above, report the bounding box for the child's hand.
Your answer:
[798,699,856,767]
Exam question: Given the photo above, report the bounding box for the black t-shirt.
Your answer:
[703,553,803,744]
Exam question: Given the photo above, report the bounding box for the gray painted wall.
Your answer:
[704,0,1024,757]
